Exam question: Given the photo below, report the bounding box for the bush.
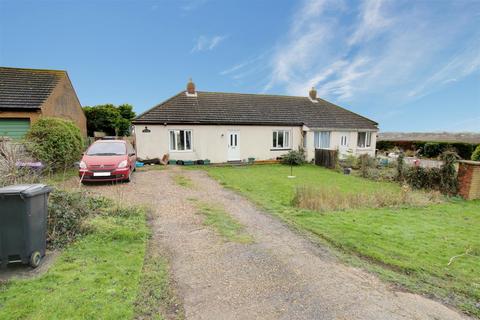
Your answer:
[439,151,458,195]
[281,149,306,166]
[405,166,441,190]
[472,145,480,161]
[396,153,406,181]
[358,154,376,178]
[0,140,40,187]
[26,118,84,172]
[340,154,358,169]
[47,189,110,248]
[423,142,442,158]
[404,151,458,195]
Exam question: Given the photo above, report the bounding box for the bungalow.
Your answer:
[133,79,378,163]
[0,67,87,138]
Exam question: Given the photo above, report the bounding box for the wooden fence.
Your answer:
[314,149,338,169]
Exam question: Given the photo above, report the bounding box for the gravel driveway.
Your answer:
[88,167,469,320]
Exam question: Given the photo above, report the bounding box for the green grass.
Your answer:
[173,174,193,188]
[203,164,480,316]
[196,202,253,244]
[0,209,154,320]
[134,243,183,320]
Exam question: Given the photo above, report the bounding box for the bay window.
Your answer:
[357,132,372,148]
[273,130,290,149]
[169,130,192,151]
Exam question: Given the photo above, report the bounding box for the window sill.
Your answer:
[169,150,194,153]
[270,148,292,151]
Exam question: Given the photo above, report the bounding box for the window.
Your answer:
[169,130,192,151]
[340,135,348,147]
[314,131,330,149]
[87,142,126,156]
[272,130,290,149]
[357,132,372,148]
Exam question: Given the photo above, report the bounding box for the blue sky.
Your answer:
[0,0,479,132]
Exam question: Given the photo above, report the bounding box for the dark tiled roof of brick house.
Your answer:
[0,67,65,109]
[134,91,378,130]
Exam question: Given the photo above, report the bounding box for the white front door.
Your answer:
[227,131,240,161]
[339,132,349,157]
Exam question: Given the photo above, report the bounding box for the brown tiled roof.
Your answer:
[134,91,378,130]
[0,67,65,109]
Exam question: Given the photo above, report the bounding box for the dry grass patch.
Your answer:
[292,185,442,212]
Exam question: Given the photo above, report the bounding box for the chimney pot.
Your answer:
[186,78,196,94]
[309,87,317,100]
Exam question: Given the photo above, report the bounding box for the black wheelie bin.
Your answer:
[0,184,52,268]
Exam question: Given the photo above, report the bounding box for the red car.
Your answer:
[79,140,137,183]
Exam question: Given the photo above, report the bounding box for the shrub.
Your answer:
[47,189,110,248]
[405,166,441,190]
[340,154,358,169]
[281,148,306,166]
[404,151,458,195]
[26,118,84,172]
[0,140,40,187]
[358,154,376,178]
[472,145,480,161]
[423,142,442,158]
[439,151,458,195]
[396,153,406,181]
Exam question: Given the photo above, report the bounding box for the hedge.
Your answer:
[377,140,479,160]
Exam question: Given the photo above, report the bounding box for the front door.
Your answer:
[339,132,349,157]
[227,131,240,161]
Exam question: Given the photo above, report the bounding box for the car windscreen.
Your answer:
[86,142,126,156]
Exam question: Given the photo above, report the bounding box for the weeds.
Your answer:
[292,185,441,212]
[196,203,253,244]
[173,174,193,188]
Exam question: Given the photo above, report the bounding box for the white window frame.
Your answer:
[272,130,291,149]
[169,129,193,152]
[314,131,331,149]
[357,131,372,148]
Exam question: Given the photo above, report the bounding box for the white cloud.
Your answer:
[261,0,480,105]
[191,35,228,53]
[348,0,391,45]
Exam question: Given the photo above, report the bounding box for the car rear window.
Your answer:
[86,142,126,156]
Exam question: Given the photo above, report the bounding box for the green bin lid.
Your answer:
[0,184,52,198]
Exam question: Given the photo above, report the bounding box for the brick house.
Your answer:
[0,67,87,138]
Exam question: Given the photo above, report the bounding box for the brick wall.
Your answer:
[458,160,480,200]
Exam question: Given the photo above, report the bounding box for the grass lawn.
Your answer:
[0,208,169,320]
[203,164,480,316]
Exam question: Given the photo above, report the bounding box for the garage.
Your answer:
[0,118,30,139]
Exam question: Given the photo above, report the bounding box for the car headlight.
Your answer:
[118,160,128,168]
[79,161,87,169]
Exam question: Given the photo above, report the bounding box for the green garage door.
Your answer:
[0,119,31,139]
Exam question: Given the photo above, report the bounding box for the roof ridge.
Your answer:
[0,66,67,74]
[197,90,310,99]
